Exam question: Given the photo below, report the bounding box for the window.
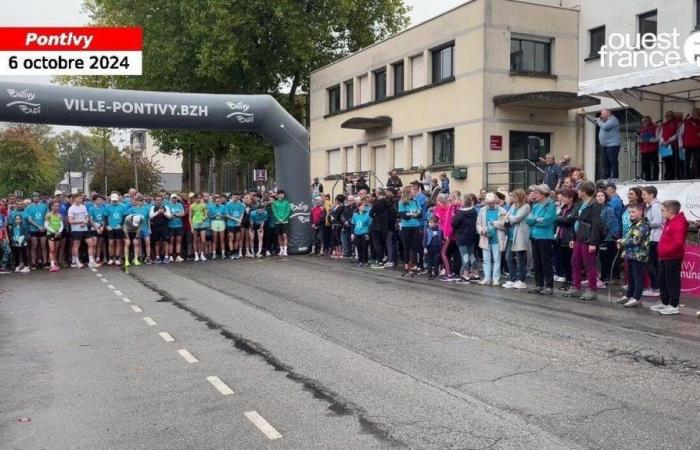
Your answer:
[589,26,605,58]
[410,135,424,168]
[411,54,426,88]
[374,69,387,101]
[345,81,354,109]
[328,85,341,114]
[697,0,700,29]
[638,10,657,38]
[432,44,454,83]
[359,75,370,104]
[510,37,551,74]
[327,149,341,175]
[432,129,454,165]
[393,62,404,95]
[393,138,405,169]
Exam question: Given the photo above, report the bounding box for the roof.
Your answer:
[493,91,600,109]
[578,63,700,101]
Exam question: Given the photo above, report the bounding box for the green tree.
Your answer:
[55,130,103,192]
[90,148,163,195]
[62,0,409,191]
[0,126,60,196]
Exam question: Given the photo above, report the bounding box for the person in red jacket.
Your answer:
[638,116,659,181]
[679,108,700,180]
[659,111,680,181]
[652,200,688,315]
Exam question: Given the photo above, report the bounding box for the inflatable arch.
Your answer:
[0,81,312,254]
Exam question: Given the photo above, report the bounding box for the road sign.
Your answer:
[253,168,267,182]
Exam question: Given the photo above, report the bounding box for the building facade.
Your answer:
[310,0,594,194]
[130,130,183,192]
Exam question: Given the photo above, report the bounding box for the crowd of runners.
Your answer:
[0,162,691,316]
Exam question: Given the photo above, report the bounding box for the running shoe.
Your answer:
[478,278,492,285]
[88,261,99,269]
[502,281,515,289]
[623,299,640,308]
[659,306,679,315]
[175,256,184,262]
[514,281,528,289]
[107,259,114,266]
[643,289,660,297]
[133,259,142,267]
[49,265,60,273]
[649,302,667,311]
[114,259,122,266]
[20,266,30,273]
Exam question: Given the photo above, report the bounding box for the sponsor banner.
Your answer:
[0,27,142,76]
[682,244,700,298]
[618,181,700,221]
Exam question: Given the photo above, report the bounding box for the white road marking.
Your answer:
[114,290,123,296]
[107,284,116,290]
[90,268,97,272]
[451,331,480,340]
[101,278,108,283]
[122,297,131,303]
[96,273,103,277]
[206,376,234,396]
[244,411,282,440]
[143,317,157,326]
[177,349,199,364]
[130,305,143,313]
[159,332,175,342]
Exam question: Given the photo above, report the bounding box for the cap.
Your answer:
[54,190,63,196]
[188,192,195,198]
[170,193,178,199]
[132,215,142,227]
[110,193,119,201]
[31,192,40,197]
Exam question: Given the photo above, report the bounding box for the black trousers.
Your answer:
[662,153,678,181]
[531,239,554,288]
[626,259,645,301]
[400,227,421,266]
[659,259,682,307]
[559,245,573,283]
[426,247,440,276]
[684,147,700,180]
[355,235,369,263]
[641,152,658,181]
[647,241,659,290]
[372,231,386,262]
[599,241,618,282]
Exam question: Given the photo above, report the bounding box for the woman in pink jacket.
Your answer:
[433,194,458,281]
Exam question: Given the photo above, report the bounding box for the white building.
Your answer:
[130,130,183,192]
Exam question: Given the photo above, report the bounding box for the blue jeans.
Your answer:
[341,229,351,257]
[0,239,10,269]
[458,244,475,274]
[603,145,620,179]
[482,242,501,281]
[505,241,527,282]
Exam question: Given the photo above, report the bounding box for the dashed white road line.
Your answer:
[206,376,234,396]
[159,332,175,342]
[244,411,282,440]
[130,305,143,313]
[177,349,199,364]
[107,284,116,290]
[143,317,157,326]
[122,297,131,303]
[101,278,108,283]
[114,290,123,296]
[90,268,97,272]
[96,273,103,278]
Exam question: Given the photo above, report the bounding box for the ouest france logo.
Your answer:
[599,29,700,69]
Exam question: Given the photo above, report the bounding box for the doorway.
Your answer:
[509,131,550,189]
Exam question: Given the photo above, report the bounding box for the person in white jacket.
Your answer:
[476,193,507,286]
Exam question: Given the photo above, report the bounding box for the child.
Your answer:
[310,198,325,255]
[652,200,688,315]
[351,201,372,267]
[616,203,650,308]
[0,207,10,274]
[10,214,29,273]
[440,173,450,194]
[423,216,443,279]
[45,201,64,272]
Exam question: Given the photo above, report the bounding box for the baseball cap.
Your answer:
[110,193,119,201]
[54,189,63,196]
[133,215,142,227]
[170,193,178,198]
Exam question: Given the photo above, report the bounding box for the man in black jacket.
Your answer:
[341,196,356,258]
[369,189,389,268]
[564,181,603,300]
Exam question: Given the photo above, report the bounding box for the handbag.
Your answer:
[659,144,673,158]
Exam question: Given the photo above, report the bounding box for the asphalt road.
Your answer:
[1,256,699,449]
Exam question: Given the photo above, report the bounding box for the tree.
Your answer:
[90,149,163,195]
[55,130,103,192]
[63,0,410,190]
[0,126,60,196]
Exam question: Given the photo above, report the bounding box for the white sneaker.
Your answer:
[256,252,262,258]
[20,266,30,273]
[643,289,660,297]
[621,284,628,290]
[623,299,640,308]
[596,279,606,289]
[71,261,84,269]
[502,281,515,289]
[553,275,566,283]
[194,253,200,262]
[514,281,528,289]
[88,261,99,269]
[492,280,500,286]
[659,306,679,315]
[200,253,207,261]
[14,266,21,273]
[114,259,121,266]
[478,278,492,286]
[616,296,628,304]
[175,256,184,262]
[649,302,667,311]
[211,254,217,260]
[266,251,271,257]
[107,259,114,266]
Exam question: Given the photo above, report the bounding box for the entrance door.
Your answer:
[509,131,550,189]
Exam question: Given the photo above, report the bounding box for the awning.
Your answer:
[493,91,600,109]
[341,116,392,130]
[578,63,700,101]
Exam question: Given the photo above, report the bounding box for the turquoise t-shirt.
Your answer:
[105,203,127,228]
[128,205,152,231]
[89,204,106,226]
[168,201,184,228]
[226,201,245,227]
[251,209,268,225]
[351,211,372,235]
[485,207,499,244]
[25,202,48,232]
[398,200,420,228]
[209,204,227,221]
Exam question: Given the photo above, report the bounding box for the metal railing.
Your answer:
[328,171,382,199]
[484,159,545,192]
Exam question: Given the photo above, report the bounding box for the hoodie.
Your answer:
[451,207,478,247]
[658,212,688,260]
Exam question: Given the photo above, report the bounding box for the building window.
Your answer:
[328,85,341,114]
[327,149,341,176]
[432,129,454,165]
[393,62,404,95]
[432,45,453,84]
[638,10,657,38]
[697,0,700,29]
[589,26,605,58]
[374,69,387,101]
[510,37,551,75]
[345,81,354,109]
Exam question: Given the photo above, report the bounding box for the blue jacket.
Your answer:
[598,116,621,146]
[526,200,557,240]
[351,211,372,235]
[424,226,443,248]
[600,203,621,241]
